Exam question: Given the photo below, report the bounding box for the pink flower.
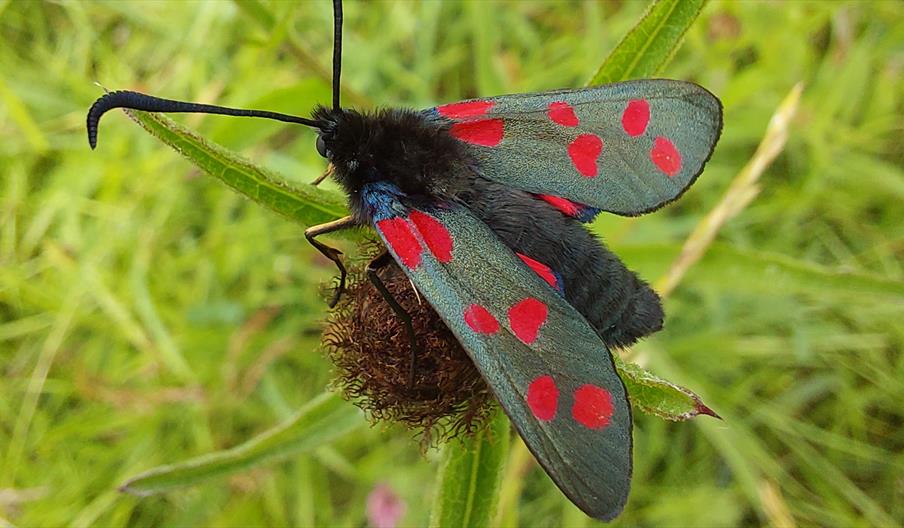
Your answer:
[366,483,406,528]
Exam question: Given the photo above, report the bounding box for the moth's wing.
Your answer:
[364,183,632,521]
[427,79,722,217]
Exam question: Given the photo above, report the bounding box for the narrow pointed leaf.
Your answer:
[120,392,363,496]
[125,109,349,229]
[588,0,707,86]
[614,355,718,421]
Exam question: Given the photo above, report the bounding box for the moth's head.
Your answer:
[310,106,382,190]
[313,103,472,203]
[310,105,348,164]
[309,107,334,161]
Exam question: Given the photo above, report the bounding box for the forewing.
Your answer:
[428,79,722,216]
[364,183,632,521]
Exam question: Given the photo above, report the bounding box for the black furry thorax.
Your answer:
[312,106,473,221]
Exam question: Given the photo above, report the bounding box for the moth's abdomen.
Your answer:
[570,250,663,349]
[547,225,663,350]
[461,178,663,349]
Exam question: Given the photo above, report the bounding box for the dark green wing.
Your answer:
[364,182,632,520]
[428,79,722,216]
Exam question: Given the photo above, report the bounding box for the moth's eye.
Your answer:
[316,135,329,158]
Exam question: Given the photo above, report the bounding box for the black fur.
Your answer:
[313,106,472,223]
[460,179,663,349]
[317,107,663,348]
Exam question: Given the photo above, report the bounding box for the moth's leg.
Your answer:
[366,250,418,389]
[304,215,356,308]
[311,169,329,186]
[312,163,334,186]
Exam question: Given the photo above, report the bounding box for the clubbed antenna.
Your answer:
[86,91,321,149]
[332,0,343,110]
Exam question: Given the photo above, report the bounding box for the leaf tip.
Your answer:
[695,402,722,420]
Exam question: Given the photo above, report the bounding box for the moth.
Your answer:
[87,0,722,520]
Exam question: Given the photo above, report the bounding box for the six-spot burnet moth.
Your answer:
[86,0,722,521]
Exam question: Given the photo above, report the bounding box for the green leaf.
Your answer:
[125,109,350,229]
[429,407,510,528]
[588,0,707,85]
[120,392,363,496]
[613,355,717,421]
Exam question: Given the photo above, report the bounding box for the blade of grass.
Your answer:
[656,83,804,297]
[0,77,49,152]
[702,244,904,297]
[618,242,904,299]
[491,434,533,528]
[119,392,363,496]
[2,288,82,485]
[758,480,796,528]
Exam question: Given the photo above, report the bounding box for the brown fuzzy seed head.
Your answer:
[322,249,492,443]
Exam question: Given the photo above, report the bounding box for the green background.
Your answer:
[1,1,902,526]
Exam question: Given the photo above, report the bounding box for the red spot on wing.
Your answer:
[408,210,453,263]
[376,217,422,269]
[450,119,504,147]
[464,304,499,335]
[547,101,579,127]
[622,99,650,137]
[572,384,614,430]
[527,375,559,421]
[437,100,494,119]
[517,253,559,290]
[537,194,581,217]
[508,298,548,345]
[567,134,603,178]
[650,136,682,176]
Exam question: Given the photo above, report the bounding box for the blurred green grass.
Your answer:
[1,1,902,526]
